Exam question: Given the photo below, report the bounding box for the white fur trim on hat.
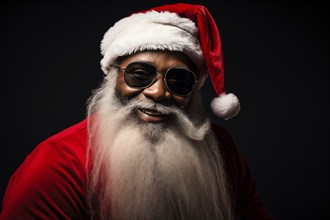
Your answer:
[100,10,205,75]
[210,93,241,120]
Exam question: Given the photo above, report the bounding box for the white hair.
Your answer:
[86,68,233,220]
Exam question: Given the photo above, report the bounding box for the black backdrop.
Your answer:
[1,1,328,219]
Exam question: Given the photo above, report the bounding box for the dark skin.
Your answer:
[115,50,198,123]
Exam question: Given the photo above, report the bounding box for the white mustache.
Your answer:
[138,102,180,115]
[122,98,210,141]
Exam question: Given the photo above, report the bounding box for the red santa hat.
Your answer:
[100,3,240,120]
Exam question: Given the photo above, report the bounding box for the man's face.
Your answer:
[115,50,197,123]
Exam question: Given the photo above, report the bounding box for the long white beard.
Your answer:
[86,69,232,220]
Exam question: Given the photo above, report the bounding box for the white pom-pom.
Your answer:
[210,93,241,120]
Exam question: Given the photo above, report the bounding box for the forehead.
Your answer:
[117,50,197,71]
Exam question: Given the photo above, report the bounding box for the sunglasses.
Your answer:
[112,61,197,96]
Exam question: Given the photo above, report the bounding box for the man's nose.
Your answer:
[142,78,171,101]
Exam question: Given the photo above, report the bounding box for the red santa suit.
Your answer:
[0,119,273,219]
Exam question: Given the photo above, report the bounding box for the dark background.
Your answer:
[0,1,328,219]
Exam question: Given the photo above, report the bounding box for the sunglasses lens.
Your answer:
[166,68,196,96]
[124,62,156,88]
[123,62,196,96]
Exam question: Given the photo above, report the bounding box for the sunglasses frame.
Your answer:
[111,61,197,97]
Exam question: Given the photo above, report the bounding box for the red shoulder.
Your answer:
[0,119,89,219]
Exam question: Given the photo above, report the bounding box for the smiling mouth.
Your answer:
[137,108,165,123]
[139,108,162,116]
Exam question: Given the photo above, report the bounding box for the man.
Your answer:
[0,3,273,220]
